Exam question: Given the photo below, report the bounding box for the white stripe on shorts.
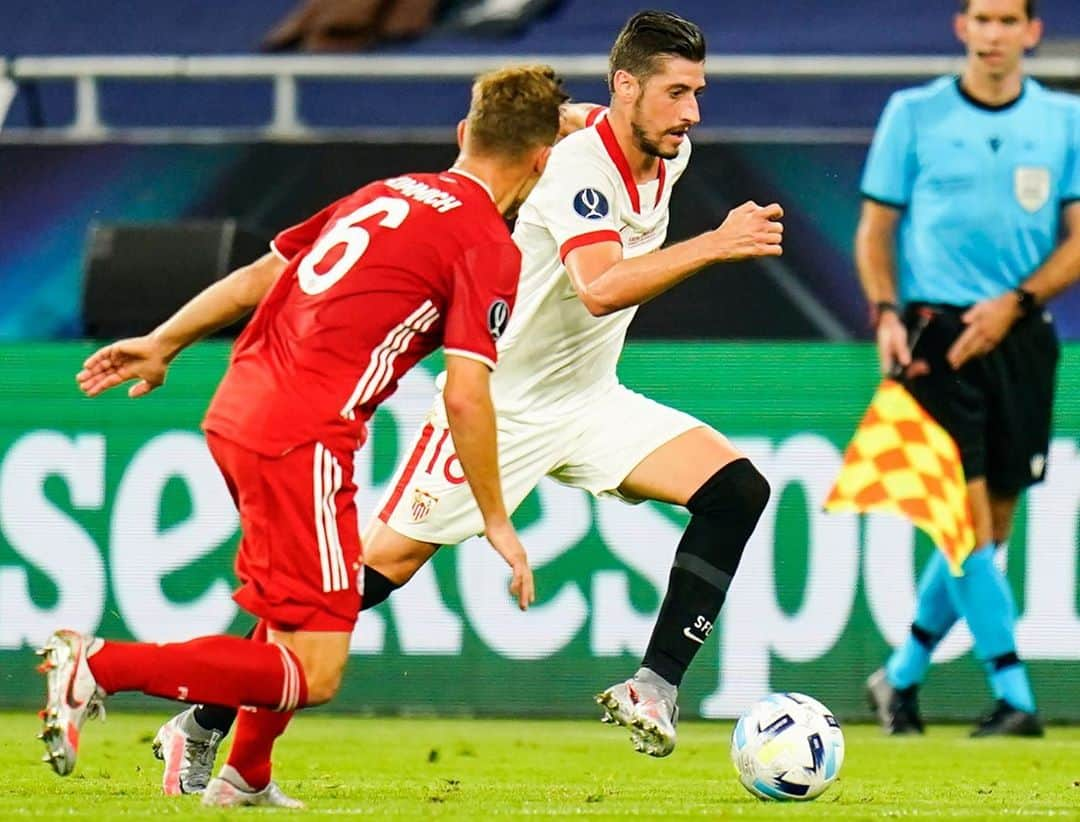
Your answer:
[320,446,347,591]
[312,443,333,593]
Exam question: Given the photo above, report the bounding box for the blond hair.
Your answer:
[465,65,568,159]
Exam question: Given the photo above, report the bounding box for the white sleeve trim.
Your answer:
[444,348,496,371]
[269,240,290,263]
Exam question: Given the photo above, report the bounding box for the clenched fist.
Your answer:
[709,201,784,262]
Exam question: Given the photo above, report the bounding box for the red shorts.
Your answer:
[206,432,362,632]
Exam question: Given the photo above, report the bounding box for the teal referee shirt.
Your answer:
[861,76,1080,307]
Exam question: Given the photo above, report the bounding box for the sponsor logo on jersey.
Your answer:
[572,188,609,220]
[487,299,510,340]
[621,224,664,249]
[410,488,438,523]
[1014,166,1050,213]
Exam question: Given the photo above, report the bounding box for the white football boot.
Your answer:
[596,679,637,729]
[202,765,304,809]
[36,629,107,776]
[596,677,679,758]
[152,708,224,795]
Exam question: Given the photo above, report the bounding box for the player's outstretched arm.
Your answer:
[76,252,286,398]
[442,354,534,611]
[566,200,784,316]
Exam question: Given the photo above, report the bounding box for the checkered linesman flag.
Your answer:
[824,379,975,574]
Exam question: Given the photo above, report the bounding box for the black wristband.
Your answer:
[1014,287,1039,317]
[871,301,900,329]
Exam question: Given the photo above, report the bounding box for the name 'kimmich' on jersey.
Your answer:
[384,175,464,214]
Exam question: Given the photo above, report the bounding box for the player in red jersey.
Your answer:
[36,65,568,807]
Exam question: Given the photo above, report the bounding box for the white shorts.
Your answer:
[375,384,706,546]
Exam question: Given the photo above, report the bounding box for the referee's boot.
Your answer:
[866,668,924,735]
[970,700,1044,738]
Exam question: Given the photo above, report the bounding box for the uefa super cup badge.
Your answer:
[573,188,609,220]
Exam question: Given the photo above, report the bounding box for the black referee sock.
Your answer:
[641,459,770,687]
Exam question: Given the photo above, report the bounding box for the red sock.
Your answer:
[224,620,291,790]
[87,636,307,710]
[225,707,294,791]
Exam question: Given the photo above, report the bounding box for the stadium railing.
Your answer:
[5,54,1079,139]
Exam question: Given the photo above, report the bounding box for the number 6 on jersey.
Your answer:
[298,197,411,295]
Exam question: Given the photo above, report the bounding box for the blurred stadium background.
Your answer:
[1,0,1079,724]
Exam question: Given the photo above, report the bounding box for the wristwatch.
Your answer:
[1014,287,1039,317]
[871,300,899,329]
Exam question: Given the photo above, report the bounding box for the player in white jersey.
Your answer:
[362,9,781,759]
[489,97,691,420]
[374,99,701,546]
[159,11,785,785]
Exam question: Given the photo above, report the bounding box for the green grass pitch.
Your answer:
[3,711,1079,818]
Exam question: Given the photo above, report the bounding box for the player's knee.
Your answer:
[362,522,438,587]
[687,458,771,524]
[737,462,771,519]
[290,642,350,706]
[675,459,769,583]
[303,668,344,705]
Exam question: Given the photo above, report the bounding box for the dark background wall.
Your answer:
[3,1,1078,131]
[3,140,1079,342]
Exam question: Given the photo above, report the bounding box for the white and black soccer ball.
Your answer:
[730,692,845,801]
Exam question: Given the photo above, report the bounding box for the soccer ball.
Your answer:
[730,692,845,801]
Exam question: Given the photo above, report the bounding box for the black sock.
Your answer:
[191,702,239,736]
[360,566,400,611]
[641,459,770,687]
[990,651,1021,672]
[910,623,937,651]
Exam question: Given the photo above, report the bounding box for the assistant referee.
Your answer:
[856,0,1080,737]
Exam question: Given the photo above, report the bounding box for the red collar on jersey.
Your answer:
[595,115,666,214]
[441,167,495,202]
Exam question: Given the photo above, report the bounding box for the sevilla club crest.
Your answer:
[410,488,438,523]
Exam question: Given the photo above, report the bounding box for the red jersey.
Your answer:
[203,169,520,456]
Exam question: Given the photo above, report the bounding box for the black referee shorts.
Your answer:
[902,303,1060,496]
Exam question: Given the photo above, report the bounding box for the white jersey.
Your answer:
[489,113,692,418]
[380,114,704,544]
